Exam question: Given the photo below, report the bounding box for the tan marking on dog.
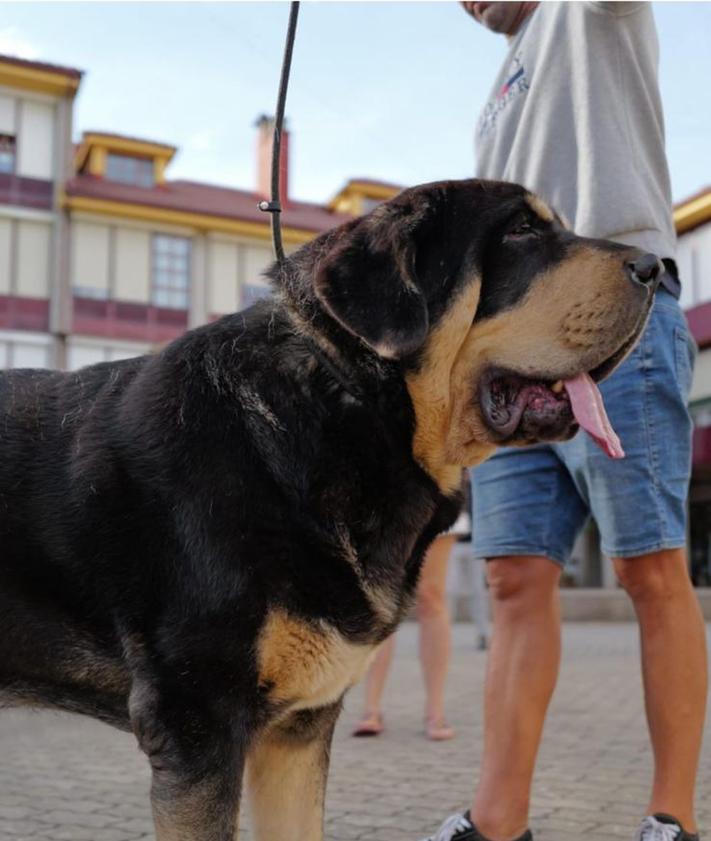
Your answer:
[405,278,490,493]
[407,243,650,469]
[525,192,555,223]
[443,244,650,460]
[472,248,645,375]
[257,611,376,711]
[246,720,332,841]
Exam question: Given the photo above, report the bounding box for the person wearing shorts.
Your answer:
[421,3,708,841]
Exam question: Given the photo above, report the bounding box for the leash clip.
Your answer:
[258,200,282,214]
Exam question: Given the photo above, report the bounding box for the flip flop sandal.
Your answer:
[425,718,455,741]
[352,711,384,737]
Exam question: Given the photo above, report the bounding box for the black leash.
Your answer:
[258,1,300,266]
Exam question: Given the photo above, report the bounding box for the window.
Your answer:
[10,341,50,369]
[151,235,191,309]
[0,134,15,174]
[73,285,109,300]
[106,153,154,188]
[361,197,383,214]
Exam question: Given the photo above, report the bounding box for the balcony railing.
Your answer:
[72,296,188,343]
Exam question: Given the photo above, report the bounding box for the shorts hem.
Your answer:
[600,540,687,560]
[471,544,568,567]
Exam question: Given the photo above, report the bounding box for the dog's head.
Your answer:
[311,179,659,491]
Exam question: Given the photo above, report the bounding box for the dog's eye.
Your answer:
[504,222,536,242]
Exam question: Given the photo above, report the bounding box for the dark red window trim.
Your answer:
[0,295,50,331]
[0,172,53,211]
[72,296,188,343]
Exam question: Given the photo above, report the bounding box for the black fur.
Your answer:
[0,179,642,840]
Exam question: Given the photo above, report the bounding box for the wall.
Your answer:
[71,216,277,316]
[678,221,711,310]
[66,336,150,370]
[0,329,52,367]
[678,220,711,406]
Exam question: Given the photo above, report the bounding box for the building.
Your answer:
[675,186,711,588]
[0,55,79,370]
[1,52,710,606]
[0,54,398,373]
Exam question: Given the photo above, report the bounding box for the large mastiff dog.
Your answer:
[0,179,660,840]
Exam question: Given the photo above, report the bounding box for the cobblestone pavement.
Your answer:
[1,623,710,841]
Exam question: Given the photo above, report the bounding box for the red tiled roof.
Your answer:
[0,53,83,80]
[65,174,352,233]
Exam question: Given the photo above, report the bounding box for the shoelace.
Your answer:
[427,812,473,841]
[638,817,681,841]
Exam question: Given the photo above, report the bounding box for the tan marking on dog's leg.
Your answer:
[525,192,555,222]
[258,611,375,709]
[246,705,340,841]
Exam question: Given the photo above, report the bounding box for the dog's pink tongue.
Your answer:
[564,373,624,459]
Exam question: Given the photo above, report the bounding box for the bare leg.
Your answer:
[247,704,340,841]
[353,634,396,733]
[417,534,455,733]
[614,548,708,832]
[471,555,562,841]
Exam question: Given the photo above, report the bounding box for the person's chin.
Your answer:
[481,9,513,33]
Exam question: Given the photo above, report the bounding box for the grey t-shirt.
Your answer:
[475,1,676,259]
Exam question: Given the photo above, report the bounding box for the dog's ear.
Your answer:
[314,192,437,359]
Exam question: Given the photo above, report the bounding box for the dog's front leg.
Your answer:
[129,677,247,841]
[246,701,341,841]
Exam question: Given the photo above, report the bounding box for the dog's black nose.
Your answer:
[626,253,663,287]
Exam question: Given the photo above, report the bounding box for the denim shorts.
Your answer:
[470,289,696,564]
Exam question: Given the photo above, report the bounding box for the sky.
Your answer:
[2,1,710,205]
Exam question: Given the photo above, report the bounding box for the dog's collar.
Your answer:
[282,302,368,403]
[304,335,365,403]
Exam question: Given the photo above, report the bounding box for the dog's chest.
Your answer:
[257,611,377,711]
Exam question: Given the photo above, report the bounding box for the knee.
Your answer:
[129,679,221,783]
[614,550,691,604]
[129,680,182,775]
[417,580,448,619]
[486,556,561,607]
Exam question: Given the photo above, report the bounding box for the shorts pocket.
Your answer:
[674,324,696,399]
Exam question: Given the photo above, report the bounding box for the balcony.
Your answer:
[72,296,187,343]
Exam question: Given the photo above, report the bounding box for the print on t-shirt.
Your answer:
[477,52,529,139]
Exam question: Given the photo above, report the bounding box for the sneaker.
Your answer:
[419,810,533,841]
[636,814,700,841]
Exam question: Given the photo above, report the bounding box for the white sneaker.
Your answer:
[636,815,698,841]
[419,810,533,841]
[419,811,476,841]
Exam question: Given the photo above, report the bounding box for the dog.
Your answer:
[0,179,660,840]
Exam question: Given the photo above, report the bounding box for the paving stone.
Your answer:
[0,623,709,840]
